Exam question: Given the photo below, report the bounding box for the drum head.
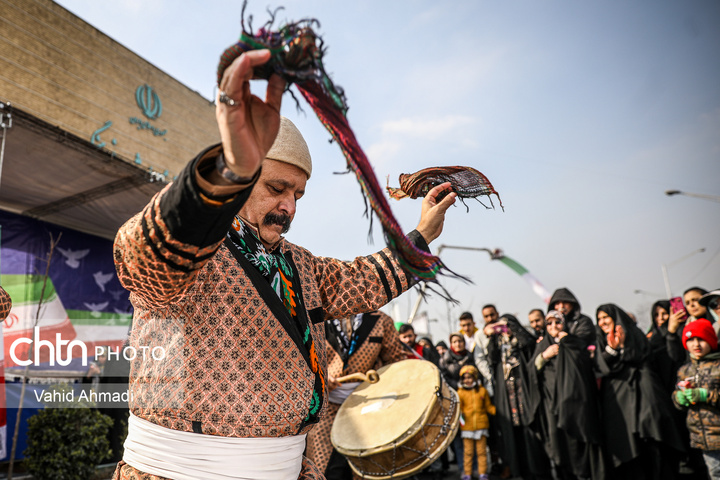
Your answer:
[332,360,440,453]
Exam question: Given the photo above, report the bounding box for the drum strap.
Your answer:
[329,314,363,362]
[402,342,425,359]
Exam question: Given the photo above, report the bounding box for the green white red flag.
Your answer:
[489,249,551,304]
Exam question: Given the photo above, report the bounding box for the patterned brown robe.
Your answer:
[112,146,425,480]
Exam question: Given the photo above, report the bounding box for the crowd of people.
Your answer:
[394,286,720,480]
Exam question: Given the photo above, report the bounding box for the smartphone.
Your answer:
[492,324,508,334]
[670,296,688,321]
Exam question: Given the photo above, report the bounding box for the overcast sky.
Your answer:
[55,0,720,340]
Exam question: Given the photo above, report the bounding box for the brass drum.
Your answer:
[331,359,460,479]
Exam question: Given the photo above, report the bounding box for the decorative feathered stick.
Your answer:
[217,4,461,283]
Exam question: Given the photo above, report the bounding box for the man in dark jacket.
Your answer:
[548,287,595,347]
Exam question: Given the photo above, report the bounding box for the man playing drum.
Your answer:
[112,48,458,479]
[306,310,406,479]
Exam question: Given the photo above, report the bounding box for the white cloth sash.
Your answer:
[328,381,360,404]
[123,413,305,480]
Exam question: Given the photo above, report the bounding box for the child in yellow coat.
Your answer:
[457,364,496,480]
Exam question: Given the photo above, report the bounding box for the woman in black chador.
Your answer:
[646,300,687,393]
[595,303,686,479]
[486,313,552,480]
[526,310,605,480]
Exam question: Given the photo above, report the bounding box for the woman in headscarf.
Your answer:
[595,303,686,479]
[684,287,711,323]
[486,313,552,480]
[440,333,476,390]
[527,310,605,480]
[646,300,686,393]
[417,336,442,366]
[647,300,670,338]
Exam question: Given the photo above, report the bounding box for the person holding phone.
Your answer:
[667,297,690,350]
[647,301,687,391]
[487,314,552,480]
[666,290,710,366]
[647,299,706,477]
[668,288,713,354]
[646,301,683,390]
[684,287,711,323]
[595,304,686,479]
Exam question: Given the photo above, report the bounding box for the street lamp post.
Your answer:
[661,247,705,298]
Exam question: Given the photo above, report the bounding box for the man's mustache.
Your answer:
[263,213,292,234]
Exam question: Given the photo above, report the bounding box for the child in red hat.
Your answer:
[673,318,720,479]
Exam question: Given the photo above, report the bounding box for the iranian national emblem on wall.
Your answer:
[135,84,162,120]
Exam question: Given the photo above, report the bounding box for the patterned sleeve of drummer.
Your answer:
[113,145,253,307]
[0,286,11,320]
[378,311,407,364]
[314,230,430,320]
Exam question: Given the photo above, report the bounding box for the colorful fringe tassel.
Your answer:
[217,6,454,283]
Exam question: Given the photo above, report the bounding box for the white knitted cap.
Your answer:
[266,116,312,179]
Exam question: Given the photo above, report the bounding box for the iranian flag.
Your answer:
[490,249,551,304]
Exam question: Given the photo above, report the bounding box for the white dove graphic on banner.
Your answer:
[93,271,114,292]
[57,247,90,269]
